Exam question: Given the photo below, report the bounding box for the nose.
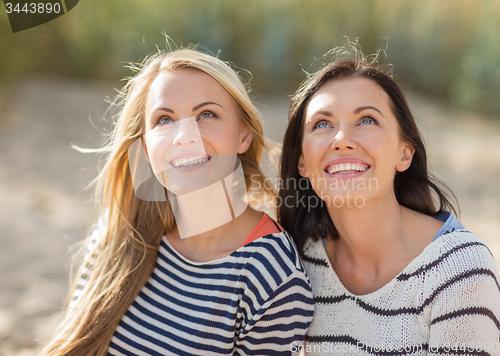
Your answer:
[172,117,201,146]
[331,127,357,151]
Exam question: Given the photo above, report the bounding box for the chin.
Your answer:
[316,190,369,209]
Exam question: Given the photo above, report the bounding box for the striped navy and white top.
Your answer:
[104,231,314,356]
[302,228,500,355]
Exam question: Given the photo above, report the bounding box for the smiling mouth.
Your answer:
[325,162,370,174]
[170,155,211,168]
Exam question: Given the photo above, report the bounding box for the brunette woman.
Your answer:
[279,52,500,355]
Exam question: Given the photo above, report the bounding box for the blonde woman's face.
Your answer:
[143,68,252,194]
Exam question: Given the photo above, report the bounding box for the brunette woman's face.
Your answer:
[143,68,252,195]
[298,77,414,207]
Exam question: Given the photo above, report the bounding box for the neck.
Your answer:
[326,193,406,270]
[166,169,261,261]
[169,161,248,239]
[324,190,444,295]
[172,181,244,238]
[167,205,262,262]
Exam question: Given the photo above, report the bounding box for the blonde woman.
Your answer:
[42,48,314,356]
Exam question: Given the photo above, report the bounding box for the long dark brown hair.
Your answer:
[278,53,458,253]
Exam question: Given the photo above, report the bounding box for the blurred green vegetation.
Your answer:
[1,0,499,117]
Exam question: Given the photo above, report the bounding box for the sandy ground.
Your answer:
[0,79,499,355]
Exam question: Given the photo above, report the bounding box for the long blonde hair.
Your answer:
[41,48,275,356]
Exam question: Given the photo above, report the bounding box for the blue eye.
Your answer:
[312,120,330,130]
[158,116,173,125]
[361,117,376,125]
[198,111,215,120]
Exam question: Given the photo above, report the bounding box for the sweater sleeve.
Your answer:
[234,271,315,356]
[69,219,105,307]
[426,239,500,355]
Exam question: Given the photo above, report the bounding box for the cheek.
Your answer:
[363,133,399,166]
[144,136,171,172]
[302,136,327,167]
[200,126,241,154]
[365,140,401,189]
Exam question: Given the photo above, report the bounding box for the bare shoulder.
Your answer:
[400,206,444,247]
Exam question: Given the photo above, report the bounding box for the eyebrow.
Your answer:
[354,105,384,117]
[313,110,333,117]
[153,107,175,114]
[153,101,222,115]
[308,105,384,121]
[192,101,222,111]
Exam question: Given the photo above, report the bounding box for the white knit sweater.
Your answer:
[301,230,500,355]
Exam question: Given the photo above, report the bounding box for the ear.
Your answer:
[298,154,309,177]
[141,136,151,163]
[237,125,253,154]
[396,142,415,172]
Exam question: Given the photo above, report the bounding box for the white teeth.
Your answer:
[326,162,368,174]
[171,156,209,167]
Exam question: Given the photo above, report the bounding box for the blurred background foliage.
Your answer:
[1,0,499,117]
